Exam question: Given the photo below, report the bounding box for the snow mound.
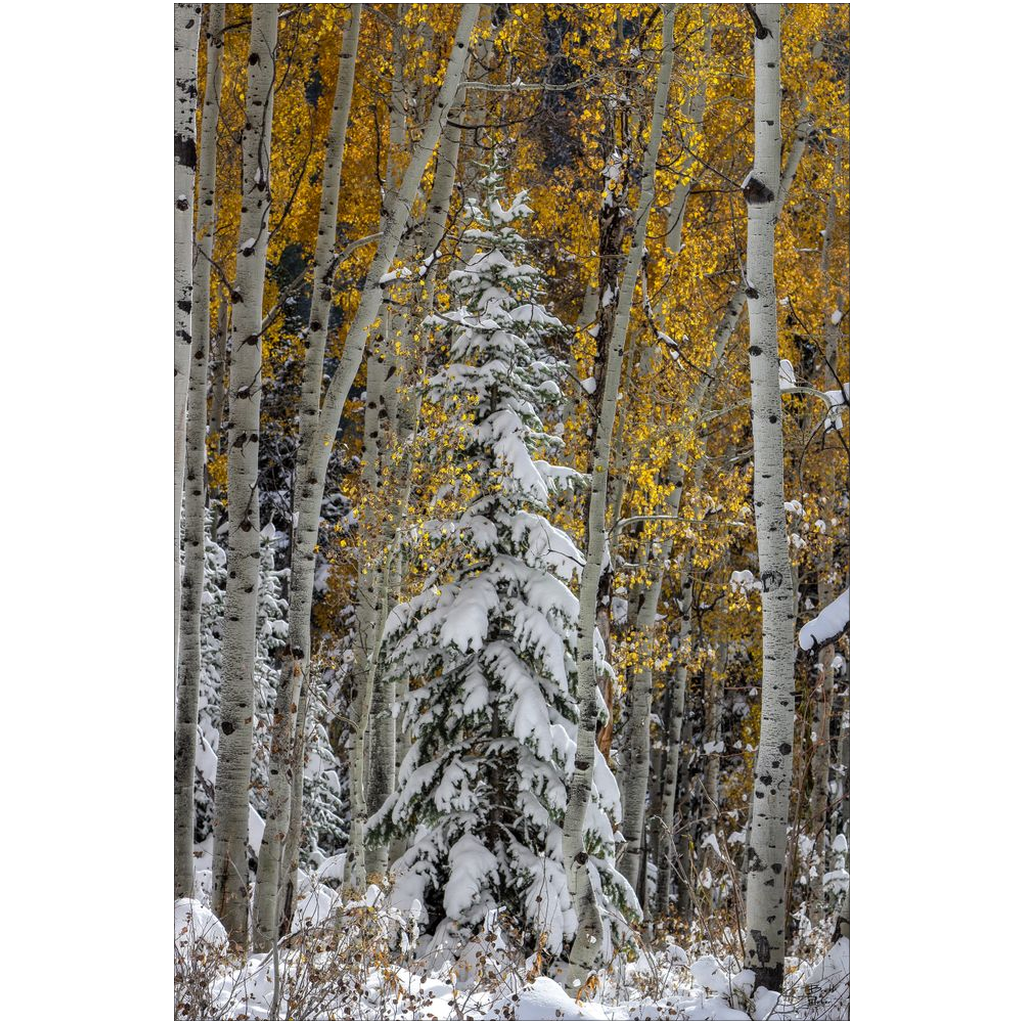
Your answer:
[489,977,608,1020]
[174,898,227,951]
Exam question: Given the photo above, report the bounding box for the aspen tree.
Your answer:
[809,153,843,904]
[653,550,692,916]
[741,3,797,992]
[174,3,201,674]
[251,4,362,951]
[210,3,278,947]
[283,3,479,896]
[174,2,225,900]
[352,6,409,886]
[354,18,497,883]
[562,4,677,986]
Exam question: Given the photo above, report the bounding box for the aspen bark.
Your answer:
[174,2,225,901]
[277,666,313,935]
[562,5,676,985]
[348,343,389,886]
[810,166,842,900]
[210,3,278,948]
[174,4,201,675]
[741,4,797,992]
[281,4,478,896]
[210,296,229,471]
[704,640,726,816]
[252,3,361,951]
[355,10,408,884]
[654,554,692,915]
[636,89,812,909]
[619,534,674,890]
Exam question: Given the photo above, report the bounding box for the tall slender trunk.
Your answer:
[562,5,677,986]
[810,167,842,903]
[277,663,313,935]
[741,4,796,993]
[279,4,478,896]
[174,4,202,675]
[209,295,229,474]
[348,343,389,886]
[639,99,814,908]
[356,10,408,884]
[210,3,278,948]
[654,553,692,915]
[251,5,361,952]
[704,640,726,816]
[174,2,225,900]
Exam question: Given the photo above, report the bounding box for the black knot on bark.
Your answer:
[174,134,197,171]
[743,176,775,205]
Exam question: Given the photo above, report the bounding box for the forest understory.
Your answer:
[173,2,850,1019]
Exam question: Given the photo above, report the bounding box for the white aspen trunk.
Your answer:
[174,3,202,676]
[281,4,478,896]
[741,4,797,993]
[348,342,388,886]
[174,2,225,901]
[810,171,841,904]
[636,96,815,908]
[251,4,361,951]
[210,3,278,948]
[654,553,692,915]
[562,6,677,987]
[705,640,726,816]
[355,11,408,884]
[277,665,313,934]
[210,295,229,468]
[619,522,675,891]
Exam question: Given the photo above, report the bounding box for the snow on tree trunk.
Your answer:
[562,5,677,987]
[174,1,225,901]
[174,3,201,677]
[251,3,361,952]
[210,3,278,949]
[741,4,797,993]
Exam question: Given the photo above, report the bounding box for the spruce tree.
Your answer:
[368,168,638,962]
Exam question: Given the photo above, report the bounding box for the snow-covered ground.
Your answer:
[175,888,849,1021]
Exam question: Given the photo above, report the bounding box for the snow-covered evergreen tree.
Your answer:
[368,168,638,963]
